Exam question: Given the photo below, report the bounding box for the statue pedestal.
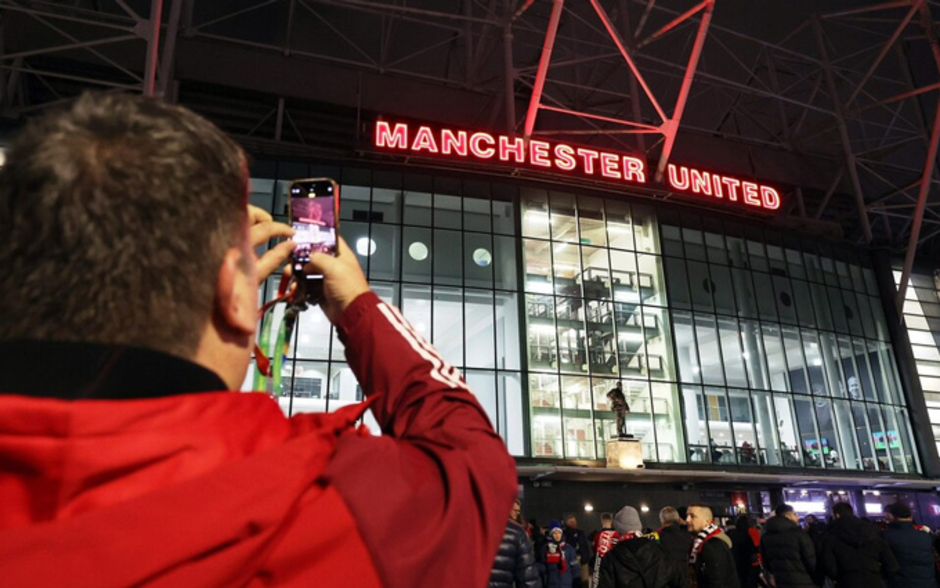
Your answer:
[606,437,645,469]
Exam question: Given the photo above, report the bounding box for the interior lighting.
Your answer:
[873,490,880,496]
[473,248,492,267]
[408,241,429,261]
[526,281,554,294]
[640,505,650,513]
[356,237,377,256]
[618,332,646,342]
[584,503,594,513]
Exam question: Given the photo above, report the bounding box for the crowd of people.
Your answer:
[491,500,940,588]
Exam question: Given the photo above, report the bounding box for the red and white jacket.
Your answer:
[0,292,518,588]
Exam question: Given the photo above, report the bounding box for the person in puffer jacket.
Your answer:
[541,521,580,588]
[881,502,936,588]
[596,506,687,588]
[821,502,899,588]
[489,499,542,588]
[760,504,818,588]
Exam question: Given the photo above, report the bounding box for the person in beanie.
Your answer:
[882,502,936,588]
[759,504,817,588]
[541,521,580,588]
[821,502,898,588]
[596,506,687,588]
[686,504,739,588]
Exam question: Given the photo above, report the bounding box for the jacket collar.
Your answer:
[0,339,228,399]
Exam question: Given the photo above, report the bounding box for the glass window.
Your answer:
[433,229,463,286]
[581,246,611,300]
[762,324,790,392]
[463,197,491,233]
[705,232,728,266]
[433,286,464,367]
[402,227,432,284]
[706,388,734,464]
[813,399,843,469]
[556,297,586,374]
[674,311,701,383]
[742,319,770,390]
[718,317,748,388]
[683,385,711,463]
[831,400,861,470]
[605,200,635,251]
[695,314,725,386]
[493,235,518,291]
[496,292,521,370]
[466,370,497,432]
[661,225,684,257]
[711,265,736,315]
[682,228,708,262]
[369,224,400,282]
[550,192,578,242]
[465,232,494,289]
[465,289,495,369]
[852,404,876,471]
[638,254,666,306]
[294,309,332,360]
[645,307,674,381]
[665,258,691,310]
[288,360,331,415]
[578,195,607,247]
[401,284,432,345]
[773,276,797,325]
[791,280,816,328]
[752,390,780,465]
[781,326,809,394]
[434,193,462,229]
[552,242,581,297]
[731,268,759,319]
[326,362,361,413]
[498,373,525,455]
[586,299,616,376]
[687,261,715,313]
[774,395,804,466]
[793,397,823,468]
[828,286,849,333]
[650,382,684,462]
[372,188,402,224]
[521,189,550,238]
[562,375,596,460]
[632,204,659,254]
[403,190,432,226]
[530,373,562,458]
[786,248,806,280]
[526,294,557,371]
[747,239,769,272]
[492,187,517,235]
[524,238,552,293]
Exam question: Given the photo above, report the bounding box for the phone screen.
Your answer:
[289,178,338,277]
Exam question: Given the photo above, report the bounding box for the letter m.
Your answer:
[375,121,408,149]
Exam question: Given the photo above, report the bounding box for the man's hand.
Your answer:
[249,205,295,283]
[304,237,370,324]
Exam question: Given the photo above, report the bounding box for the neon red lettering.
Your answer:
[761,186,781,210]
[469,132,495,158]
[623,157,646,183]
[667,164,690,190]
[712,175,724,198]
[689,169,712,195]
[530,140,551,167]
[576,148,599,174]
[441,129,468,156]
[721,177,741,201]
[600,152,621,179]
[555,144,576,171]
[375,121,408,149]
[411,126,439,153]
[498,135,525,163]
[742,182,761,206]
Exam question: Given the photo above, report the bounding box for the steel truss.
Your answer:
[4,1,940,273]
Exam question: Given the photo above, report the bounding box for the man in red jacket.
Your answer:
[0,92,517,587]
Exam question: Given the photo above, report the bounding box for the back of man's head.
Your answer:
[0,92,248,358]
[832,502,854,519]
[660,506,682,527]
[774,504,795,518]
[885,502,912,520]
[613,506,643,535]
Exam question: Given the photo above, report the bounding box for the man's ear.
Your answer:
[215,247,256,336]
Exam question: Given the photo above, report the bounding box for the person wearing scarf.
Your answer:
[595,506,686,588]
[541,520,581,588]
[686,505,739,588]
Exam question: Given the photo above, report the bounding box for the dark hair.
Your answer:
[601,512,613,521]
[885,502,912,519]
[0,92,248,356]
[735,515,751,529]
[833,502,854,518]
[774,504,795,517]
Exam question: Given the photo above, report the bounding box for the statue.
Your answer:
[606,382,630,438]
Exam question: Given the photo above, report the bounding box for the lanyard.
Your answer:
[253,273,307,396]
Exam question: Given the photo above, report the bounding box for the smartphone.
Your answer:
[289,178,339,287]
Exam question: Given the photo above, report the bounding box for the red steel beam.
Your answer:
[655,0,714,181]
[523,0,564,139]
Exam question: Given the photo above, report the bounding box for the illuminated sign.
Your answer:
[374,120,781,212]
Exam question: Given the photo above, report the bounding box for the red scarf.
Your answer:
[545,541,568,574]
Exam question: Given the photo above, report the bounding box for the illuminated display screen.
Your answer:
[373,119,782,212]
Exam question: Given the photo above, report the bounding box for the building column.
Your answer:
[871,250,940,477]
